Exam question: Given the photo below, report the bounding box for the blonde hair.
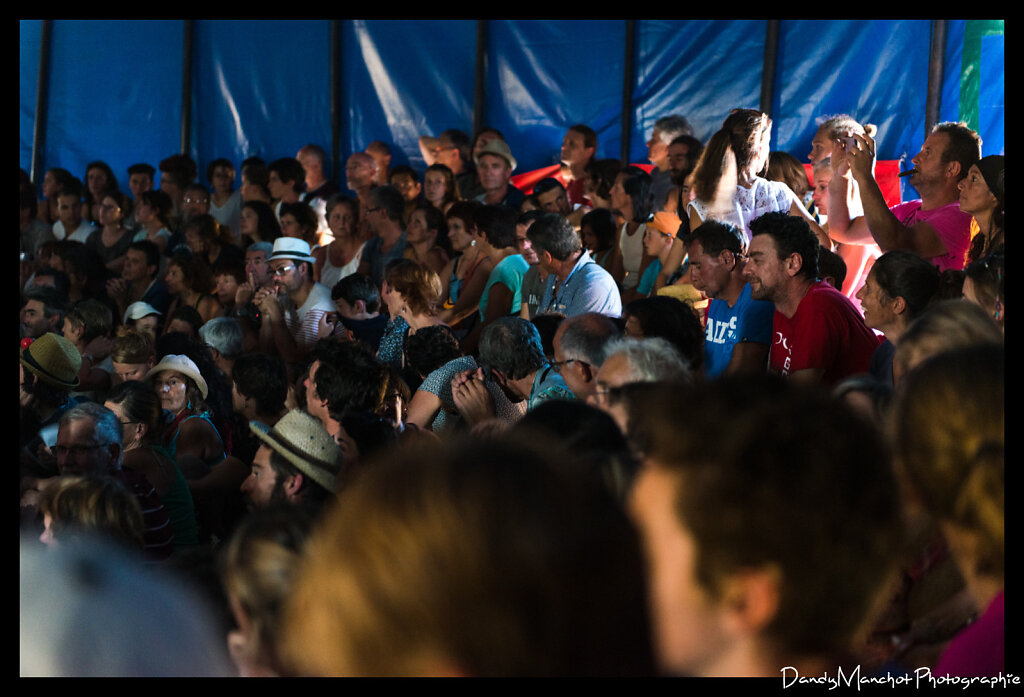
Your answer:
[386,259,443,317]
[219,505,316,676]
[891,344,1003,577]
[280,437,653,676]
[111,327,156,364]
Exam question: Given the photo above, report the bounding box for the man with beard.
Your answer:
[743,212,879,386]
[240,409,341,514]
[254,238,335,366]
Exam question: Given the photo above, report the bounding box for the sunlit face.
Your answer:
[215,274,240,305]
[447,215,475,252]
[153,371,189,413]
[643,226,673,257]
[328,202,355,238]
[86,167,109,198]
[629,464,732,676]
[561,129,593,168]
[112,361,151,385]
[477,154,511,192]
[406,209,433,244]
[910,132,952,190]
[957,164,998,216]
[808,127,833,164]
[587,353,634,411]
[240,445,282,509]
[647,127,668,165]
[609,173,630,211]
[855,270,897,333]
[687,239,731,298]
[129,173,153,199]
[345,155,375,191]
[391,173,421,202]
[423,170,448,204]
[743,234,787,302]
[812,168,833,216]
[514,223,539,265]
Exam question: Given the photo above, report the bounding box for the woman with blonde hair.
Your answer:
[220,504,316,677]
[891,344,1004,676]
[280,437,654,676]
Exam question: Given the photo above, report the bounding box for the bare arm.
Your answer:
[837,133,947,257]
[406,389,443,430]
[460,281,513,355]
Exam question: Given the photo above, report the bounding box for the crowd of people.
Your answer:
[19,110,1005,677]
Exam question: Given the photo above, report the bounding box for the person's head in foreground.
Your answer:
[279,435,655,676]
[627,374,902,676]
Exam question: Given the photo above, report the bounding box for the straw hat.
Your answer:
[145,354,209,399]
[474,138,517,171]
[250,409,342,493]
[20,332,81,390]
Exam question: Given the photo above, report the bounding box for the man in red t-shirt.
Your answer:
[744,212,881,386]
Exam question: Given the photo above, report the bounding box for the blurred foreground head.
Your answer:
[628,374,902,676]
[281,436,654,676]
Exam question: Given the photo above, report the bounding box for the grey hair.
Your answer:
[479,317,547,381]
[199,317,243,358]
[812,157,833,175]
[558,313,622,367]
[59,402,124,468]
[654,114,694,142]
[526,213,581,262]
[815,114,866,139]
[604,336,692,384]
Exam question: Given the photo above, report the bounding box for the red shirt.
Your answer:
[769,280,882,386]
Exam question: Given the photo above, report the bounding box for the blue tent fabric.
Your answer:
[21,19,1003,201]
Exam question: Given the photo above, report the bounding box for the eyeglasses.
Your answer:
[550,358,588,374]
[52,443,106,458]
[183,196,208,204]
[272,264,296,276]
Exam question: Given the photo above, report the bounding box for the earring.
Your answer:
[470,239,477,247]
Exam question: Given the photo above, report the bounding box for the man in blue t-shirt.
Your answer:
[687,220,773,378]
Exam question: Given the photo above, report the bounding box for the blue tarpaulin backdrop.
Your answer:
[20,19,1004,197]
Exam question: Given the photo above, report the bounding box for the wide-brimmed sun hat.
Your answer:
[145,354,209,399]
[474,138,517,172]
